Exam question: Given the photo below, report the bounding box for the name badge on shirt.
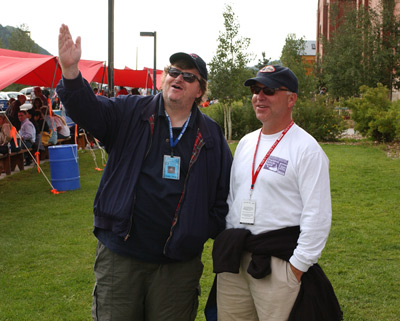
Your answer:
[240,199,256,225]
[163,155,180,180]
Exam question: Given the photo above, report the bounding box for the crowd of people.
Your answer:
[92,86,143,97]
[0,86,74,166]
[1,81,154,168]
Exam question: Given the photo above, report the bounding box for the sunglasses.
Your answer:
[168,67,200,83]
[250,85,290,96]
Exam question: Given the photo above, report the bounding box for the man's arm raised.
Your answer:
[58,24,81,79]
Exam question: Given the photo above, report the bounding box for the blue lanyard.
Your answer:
[165,109,192,154]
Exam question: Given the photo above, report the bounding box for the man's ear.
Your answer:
[288,93,297,108]
[196,87,203,99]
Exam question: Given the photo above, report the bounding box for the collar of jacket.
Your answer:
[140,93,216,150]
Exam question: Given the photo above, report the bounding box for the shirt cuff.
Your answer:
[289,255,311,273]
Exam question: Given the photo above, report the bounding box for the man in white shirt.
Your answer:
[214,65,336,321]
[18,110,36,165]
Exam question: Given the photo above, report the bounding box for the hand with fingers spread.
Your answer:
[58,24,81,79]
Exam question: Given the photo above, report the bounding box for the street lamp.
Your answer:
[140,31,157,94]
[108,0,115,97]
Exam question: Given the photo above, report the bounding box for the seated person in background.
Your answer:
[6,94,26,131]
[7,98,16,107]
[41,107,58,145]
[0,113,12,155]
[131,87,140,95]
[17,110,36,165]
[53,114,70,139]
[33,86,48,106]
[32,111,52,150]
[32,97,43,112]
[116,86,129,96]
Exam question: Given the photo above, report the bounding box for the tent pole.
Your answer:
[50,57,59,95]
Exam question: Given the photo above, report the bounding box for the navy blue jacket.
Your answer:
[56,74,233,261]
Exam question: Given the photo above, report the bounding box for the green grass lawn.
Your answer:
[0,144,399,320]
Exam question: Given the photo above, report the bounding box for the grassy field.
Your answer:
[0,143,399,320]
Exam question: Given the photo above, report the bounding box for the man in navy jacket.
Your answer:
[57,24,232,321]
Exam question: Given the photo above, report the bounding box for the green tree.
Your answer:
[379,0,400,99]
[201,100,260,140]
[280,34,316,98]
[8,24,39,53]
[319,1,400,99]
[208,3,253,140]
[255,52,271,70]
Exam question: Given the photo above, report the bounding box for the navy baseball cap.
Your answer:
[170,52,208,80]
[244,65,298,94]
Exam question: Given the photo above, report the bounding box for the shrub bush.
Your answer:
[346,84,400,142]
[202,96,347,142]
[201,101,261,140]
[391,101,400,141]
[292,95,346,142]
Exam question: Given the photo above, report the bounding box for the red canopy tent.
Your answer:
[0,55,61,90]
[143,67,163,91]
[0,48,105,90]
[0,48,162,91]
[90,67,152,89]
[91,67,162,91]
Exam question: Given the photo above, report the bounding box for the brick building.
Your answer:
[316,0,400,99]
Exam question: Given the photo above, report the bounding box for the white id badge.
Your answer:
[163,155,181,180]
[240,199,256,225]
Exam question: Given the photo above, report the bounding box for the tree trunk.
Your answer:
[227,104,232,141]
[223,104,228,139]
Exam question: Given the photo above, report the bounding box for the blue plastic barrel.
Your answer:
[48,144,80,191]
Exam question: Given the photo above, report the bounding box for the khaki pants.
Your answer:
[91,241,203,321]
[217,253,301,321]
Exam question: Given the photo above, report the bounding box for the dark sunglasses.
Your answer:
[168,67,200,83]
[250,85,290,96]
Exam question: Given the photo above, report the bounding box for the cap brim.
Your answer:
[244,77,282,88]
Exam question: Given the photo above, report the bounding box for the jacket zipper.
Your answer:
[163,130,205,253]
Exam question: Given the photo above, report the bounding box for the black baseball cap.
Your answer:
[169,52,208,81]
[244,65,298,93]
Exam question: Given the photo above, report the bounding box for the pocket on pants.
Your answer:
[286,261,301,287]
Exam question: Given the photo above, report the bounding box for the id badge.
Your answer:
[240,199,256,225]
[163,155,180,180]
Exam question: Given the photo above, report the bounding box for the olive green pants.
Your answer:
[91,241,203,321]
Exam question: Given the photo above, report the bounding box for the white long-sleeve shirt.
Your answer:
[19,119,36,143]
[54,115,70,137]
[226,124,332,272]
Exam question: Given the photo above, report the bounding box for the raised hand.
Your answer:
[58,24,81,79]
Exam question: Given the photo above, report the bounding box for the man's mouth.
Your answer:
[172,83,182,90]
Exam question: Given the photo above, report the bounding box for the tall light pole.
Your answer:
[140,31,157,94]
[108,0,114,97]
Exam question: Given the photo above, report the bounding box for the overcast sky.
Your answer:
[1,0,318,70]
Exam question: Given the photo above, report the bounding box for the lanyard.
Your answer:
[165,110,192,155]
[250,120,294,198]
